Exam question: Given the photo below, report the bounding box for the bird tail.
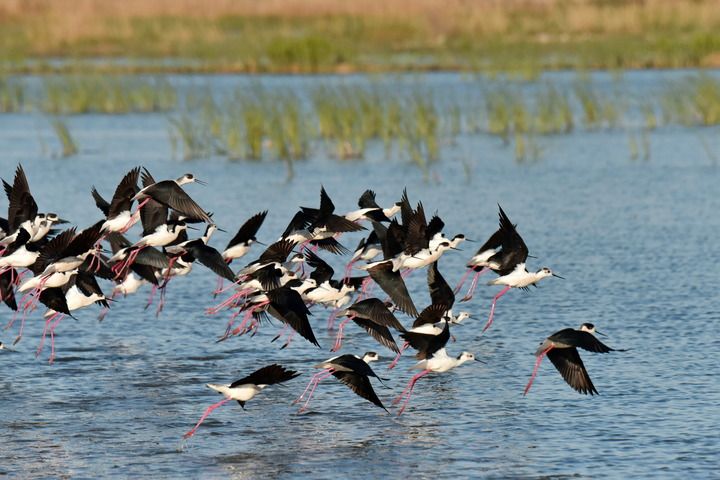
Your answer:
[206,383,229,395]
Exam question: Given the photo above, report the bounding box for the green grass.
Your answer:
[50,118,78,157]
[159,72,720,166]
[1,70,717,166]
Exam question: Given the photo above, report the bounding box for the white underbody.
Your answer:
[206,383,265,401]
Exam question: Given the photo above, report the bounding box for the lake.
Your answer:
[0,71,719,479]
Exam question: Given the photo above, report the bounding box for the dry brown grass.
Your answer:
[2,0,720,72]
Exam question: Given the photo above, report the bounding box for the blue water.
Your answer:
[1,72,719,479]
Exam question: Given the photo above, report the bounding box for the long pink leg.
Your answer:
[482,285,511,332]
[5,309,19,330]
[156,283,170,317]
[460,268,489,302]
[207,289,253,315]
[453,268,473,294]
[281,330,296,349]
[388,341,409,369]
[98,291,116,322]
[13,308,30,345]
[326,308,340,331]
[145,284,158,309]
[394,370,430,415]
[360,277,374,298]
[401,269,413,279]
[331,317,352,352]
[271,324,290,343]
[183,397,232,439]
[48,314,66,364]
[129,198,150,221]
[298,369,335,413]
[229,301,268,337]
[294,369,332,403]
[213,277,224,296]
[342,259,357,281]
[524,346,554,395]
[36,312,60,357]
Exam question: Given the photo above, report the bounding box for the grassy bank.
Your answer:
[4,72,720,166]
[2,0,720,74]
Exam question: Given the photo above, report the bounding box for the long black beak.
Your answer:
[254,240,267,246]
[464,238,476,243]
[57,218,70,224]
[450,247,463,251]
[596,330,607,337]
[552,273,565,279]
[474,358,486,364]
[195,179,208,186]
[216,227,227,233]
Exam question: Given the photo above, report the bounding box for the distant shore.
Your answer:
[3,0,720,75]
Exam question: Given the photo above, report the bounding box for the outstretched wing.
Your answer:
[332,371,387,411]
[547,347,598,395]
[226,211,268,249]
[401,320,450,359]
[367,261,417,317]
[230,364,300,388]
[427,261,454,309]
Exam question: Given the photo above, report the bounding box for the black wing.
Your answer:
[352,318,400,353]
[230,364,300,388]
[332,371,387,411]
[366,261,418,317]
[384,220,406,259]
[75,270,108,307]
[404,202,428,254]
[281,211,312,238]
[427,261,454,309]
[323,214,365,233]
[358,189,380,209]
[399,188,413,227]
[412,304,448,329]
[226,211,268,249]
[476,227,504,256]
[7,164,38,232]
[251,264,283,291]
[185,243,235,282]
[108,167,140,218]
[548,329,615,353]
[255,239,297,265]
[426,214,444,241]
[33,228,77,274]
[547,348,599,395]
[401,320,450,360]
[61,222,103,258]
[490,205,529,275]
[80,253,115,280]
[133,247,171,269]
[304,249,334,284]
[309,237,350,255]
[348,298,405,331]
[0,268,17,311]
[90,187,110,217]
[130,263,160,285]
[265,287,319,347]
[39,287,71,315]
[143,180,211,223]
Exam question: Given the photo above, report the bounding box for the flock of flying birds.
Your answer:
[0,164,624,439]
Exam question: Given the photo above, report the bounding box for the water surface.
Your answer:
[1,71,719,479]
